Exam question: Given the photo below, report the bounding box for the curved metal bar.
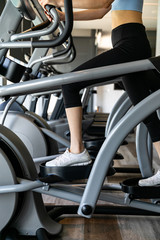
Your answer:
[78,89,160,218]
[32,0,73,48]
[106,96,132,136]
[27,47,73,69]
[51,34,75,58]
[42,48,73,64]
[40,127,70,147]
[0,0,73,49]
[0,96,18,125]
[10,8,59,41]
[0,178,44,194]
[105,91,128,134]
[147,133,153,163]
[136,123,153,178]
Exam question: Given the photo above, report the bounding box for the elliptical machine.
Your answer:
[0,53,160,239]
[0,0,153,179]
[0,1,160,239]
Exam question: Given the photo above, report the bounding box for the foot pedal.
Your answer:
[122,140,128,145]
[121,178,160,199]
[114,152,124,160]
[115,166,140,173]
[39,172,65,183]
[39,163,92,182]
[84,137,104,152]
[39,163,116,183]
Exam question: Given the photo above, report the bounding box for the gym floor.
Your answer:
[19,132,160,239]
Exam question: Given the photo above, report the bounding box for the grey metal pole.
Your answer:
[0,59,155,98]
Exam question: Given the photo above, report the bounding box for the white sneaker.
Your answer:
[138,170,160,187]
[45,148,92,167]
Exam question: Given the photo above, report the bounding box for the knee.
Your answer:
[62,84,82,108]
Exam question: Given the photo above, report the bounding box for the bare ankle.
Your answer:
[70,146,85,154]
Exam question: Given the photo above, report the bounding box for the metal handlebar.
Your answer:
[42,35,76,64]
[10,7,59,41]
[42,48,74,64]
[0,0,73,49]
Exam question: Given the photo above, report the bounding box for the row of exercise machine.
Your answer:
[0,0,160,239]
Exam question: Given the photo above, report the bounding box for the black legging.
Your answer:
[62,23,160,142]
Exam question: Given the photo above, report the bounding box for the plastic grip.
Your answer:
[45,4,55,12]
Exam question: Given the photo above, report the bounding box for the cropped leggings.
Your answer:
[62,23,160,142]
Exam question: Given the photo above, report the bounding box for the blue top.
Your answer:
[112,0,143,12]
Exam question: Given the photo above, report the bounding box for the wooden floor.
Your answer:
[15,133,160,240]
[52,215,160,240]
[41,133,160,240]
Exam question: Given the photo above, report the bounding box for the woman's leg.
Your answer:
[122,72,160,186]
[46,105,91,167]
[46,24,159,167]
[154,142,160,157]
[46,47,130,167]
[122,72,160,143]
[65,106,84,154]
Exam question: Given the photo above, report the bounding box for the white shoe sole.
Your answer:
[71,160,92,166]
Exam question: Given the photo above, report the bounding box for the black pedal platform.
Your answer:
[122,140,128,145]
[39,163,92,183]
[121,178,160,199]
[39,163,116,183]
[114,152,124,160]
